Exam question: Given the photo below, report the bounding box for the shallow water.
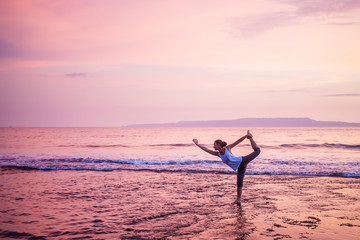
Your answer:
[1,169,359,239]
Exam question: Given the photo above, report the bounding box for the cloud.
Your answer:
[324,93,360,97]
[0,40,23,59]
[268,88,311,93]
[288,0,360,16]
[326,21,360,26]
[229,12,296,37]
[64,73,87,78]
[230,0,360,37]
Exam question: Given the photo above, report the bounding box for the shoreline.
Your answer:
[1,169,360,239]
[2,166,360,179]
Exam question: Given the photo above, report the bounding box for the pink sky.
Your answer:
[1,0,360,126]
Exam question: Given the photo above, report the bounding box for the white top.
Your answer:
[218,147,243,171]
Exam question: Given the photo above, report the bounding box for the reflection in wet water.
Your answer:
[1,169,360,239]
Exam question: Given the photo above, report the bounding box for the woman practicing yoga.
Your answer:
[193,130,261,204]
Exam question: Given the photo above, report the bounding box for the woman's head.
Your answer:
[214,139,227,150]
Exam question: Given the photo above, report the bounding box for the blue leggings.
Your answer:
[237,148,261,187]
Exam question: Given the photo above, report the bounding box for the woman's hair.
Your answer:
[215,139,227,147]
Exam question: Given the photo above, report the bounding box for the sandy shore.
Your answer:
[1,169,360,239]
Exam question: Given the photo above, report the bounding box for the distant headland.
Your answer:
[126,118,360,127]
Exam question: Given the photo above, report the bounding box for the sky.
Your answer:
[0,0,360,127]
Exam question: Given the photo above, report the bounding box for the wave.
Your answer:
[2,155,359,178]
[24,157,358,167]
[1,165,359,178]
[148,143,194,147]
[58,144,130,148]
[37,158,221,166]
[246,171,360,178]
[279,143,360,150]
[0,165,228,174]
[57,143,194,148]
[57,142,360,150]
[268,160,360,167]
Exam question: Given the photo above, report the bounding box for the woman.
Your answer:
[193,130,261,204]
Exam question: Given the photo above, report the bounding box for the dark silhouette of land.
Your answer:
[127,118,360,127]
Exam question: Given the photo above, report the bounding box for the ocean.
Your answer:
[1,127,359,177]
[1,127,360,239]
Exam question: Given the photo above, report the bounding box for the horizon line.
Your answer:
[3,117,360,128]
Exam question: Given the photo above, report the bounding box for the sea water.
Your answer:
[1,127,359,177]
[1,127,360,239]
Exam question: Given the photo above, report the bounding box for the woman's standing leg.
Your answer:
[236,164,247,204]
[235,135,261,204]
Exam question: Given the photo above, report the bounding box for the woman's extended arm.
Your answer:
[193,139,218,156]
[227,131,251,150]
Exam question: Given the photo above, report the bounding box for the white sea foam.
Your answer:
[1,155,360,177]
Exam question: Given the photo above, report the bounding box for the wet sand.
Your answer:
[1,169,360,239]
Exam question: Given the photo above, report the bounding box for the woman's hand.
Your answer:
[192,139,218,156]
[246,130,253,139]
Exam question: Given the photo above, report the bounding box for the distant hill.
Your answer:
[126,118,360,127]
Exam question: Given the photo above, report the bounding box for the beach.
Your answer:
[1,169,360,239]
